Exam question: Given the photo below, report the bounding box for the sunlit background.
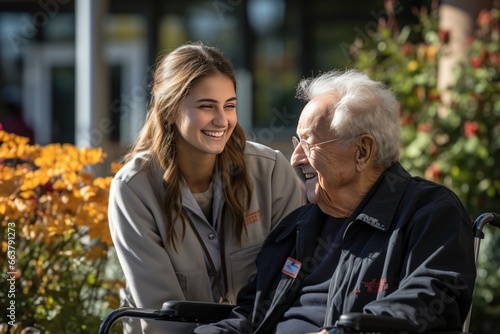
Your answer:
[1,1,498,333]
[0,0,447,169]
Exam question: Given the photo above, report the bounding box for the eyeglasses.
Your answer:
[292,135,346,157]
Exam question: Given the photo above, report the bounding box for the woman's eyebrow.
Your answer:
[195,97,237,103]
[195,98,218,103]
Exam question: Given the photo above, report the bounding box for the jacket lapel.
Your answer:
[254,205,325,333]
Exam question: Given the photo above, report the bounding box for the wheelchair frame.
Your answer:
[99,212,500,334]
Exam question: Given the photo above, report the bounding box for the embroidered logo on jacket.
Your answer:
[245,210,261,225]
[357,213,385,229]
[356,278,388,294]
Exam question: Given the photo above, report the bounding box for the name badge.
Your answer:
[282,257,302,278]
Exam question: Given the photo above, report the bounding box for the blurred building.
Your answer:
[0,0,490,173]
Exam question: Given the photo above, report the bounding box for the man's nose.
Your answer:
[291,144,307,167]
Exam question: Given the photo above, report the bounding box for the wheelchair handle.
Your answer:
[463,212,500,333]
[473,212,500,237]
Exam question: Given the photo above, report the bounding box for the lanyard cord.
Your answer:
[219,211,228,300]
[186,207,230,304]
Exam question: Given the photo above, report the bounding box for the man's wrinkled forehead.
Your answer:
[297,93,337,136]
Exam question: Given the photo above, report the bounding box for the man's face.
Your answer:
[291,94,357,208]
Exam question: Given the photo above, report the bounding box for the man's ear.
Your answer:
[356,135,375,171]
[357,146,367,159]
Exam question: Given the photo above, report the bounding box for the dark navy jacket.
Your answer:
[194,163,476,333]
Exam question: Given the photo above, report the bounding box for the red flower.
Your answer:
[491,52,500,66]
[471,57,483,68]
[429,144,440,156]
[401,42,414,56]
[464,121,480,138]
[425,163,441,180]
[400,114,415,125]
[418,122,432,133]
[438,29,450,43]
[477,9,492,28]
[42,181,54,192]
[428,91,441,101]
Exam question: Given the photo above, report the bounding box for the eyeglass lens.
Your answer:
[292,136,310,156]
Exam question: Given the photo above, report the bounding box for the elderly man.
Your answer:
[193,69,476,334]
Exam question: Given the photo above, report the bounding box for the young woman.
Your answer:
[108,42,305,333]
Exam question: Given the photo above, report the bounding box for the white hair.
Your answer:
[295,69,400,168]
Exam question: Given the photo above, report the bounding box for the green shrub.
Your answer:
[350,3,500,332]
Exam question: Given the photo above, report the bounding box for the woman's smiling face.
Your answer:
[175,73,237,157]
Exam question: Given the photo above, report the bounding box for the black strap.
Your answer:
[186,209,230,304]
[219,209,229,299]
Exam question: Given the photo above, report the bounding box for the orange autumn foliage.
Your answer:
[0,130,121,332]
[0,130,113,246]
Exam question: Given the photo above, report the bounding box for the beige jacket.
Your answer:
[108,141,305,333]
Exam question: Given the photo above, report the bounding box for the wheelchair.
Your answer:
[99,212,500,334]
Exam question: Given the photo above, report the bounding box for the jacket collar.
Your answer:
[275,204,326,243]
[271,204,327,264]
[275,163,412,236]
[181,172,225,227]
[350,162,411,232]
[271,163,411,242]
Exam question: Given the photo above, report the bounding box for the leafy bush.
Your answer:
[0,130,122,333]
[350,2,500,332]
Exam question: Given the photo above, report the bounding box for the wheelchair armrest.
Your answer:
[160,300,235,324]
[335,313,464,334]
[335,312,414,333]
[98,301,235,334]
[98,307,165,334]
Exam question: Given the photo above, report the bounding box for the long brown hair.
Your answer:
[124,42,252,250]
